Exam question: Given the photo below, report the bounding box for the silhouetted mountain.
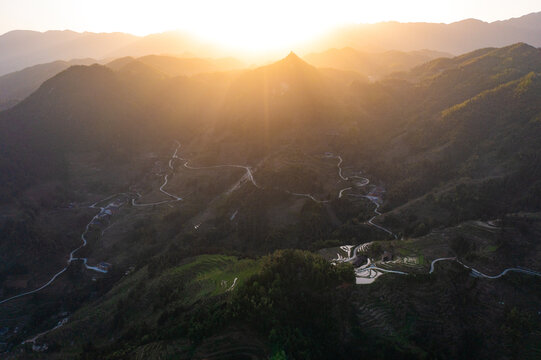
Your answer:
[0,58,97,110]
[0,54,244,112]
[3,11,541,76]
[107,54,244,77]
[311,12,541,54]
[105,31,224,59]
[494,11,541,30]
[219,52,357,149]
[0,30,136,75]
[0,65,150,200]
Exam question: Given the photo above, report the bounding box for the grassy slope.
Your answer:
[43,255,261,356]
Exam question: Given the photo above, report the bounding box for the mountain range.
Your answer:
[1,13,541,359]
[0,58,97,110]
[315,12,541,54]
[303,47,451,79]
[2,11,541,75]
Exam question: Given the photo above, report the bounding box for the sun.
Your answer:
[89,0,350,55]
[145,0,341,55]
[51,0,407,55]
[57,0,483,56]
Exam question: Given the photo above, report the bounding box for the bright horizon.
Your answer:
[1,0,541,53]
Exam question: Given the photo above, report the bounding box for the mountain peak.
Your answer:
[286,51,300,59]
[279,51,303,63]
[278,51,308,67]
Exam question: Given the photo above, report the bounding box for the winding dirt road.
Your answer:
[0,194,129,305]
[337,242,541,285]
[2,142,189,306]
[132,142,183,207]
[429,257,541,278]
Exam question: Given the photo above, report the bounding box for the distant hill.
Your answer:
[0,30,229,76]
[309,12,541,55]
[3,11,541,75]
[0,58,97,110]
[104,31,223,59]
[0,54,245,111]
[107,55,245,77]
[303,47,450,79]
[0,30,136,75]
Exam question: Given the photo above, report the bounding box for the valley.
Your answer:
[0,39,541,359]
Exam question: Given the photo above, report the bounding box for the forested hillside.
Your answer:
[1,43,541,359]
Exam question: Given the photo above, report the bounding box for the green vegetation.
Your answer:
[232,250,354,359]
[2,43,541,359]
[39,251,357,359]
[47,254,261,357]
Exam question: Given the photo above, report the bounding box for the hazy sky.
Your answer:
[1,0,540,50]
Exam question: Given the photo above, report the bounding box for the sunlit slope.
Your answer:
[0,60,239,198]
[218,52,359,147]
[43,250,354,359]
[405,43,541,113]
[51,255,261,345]
[3,43,541,229]
[358,45,541,233]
